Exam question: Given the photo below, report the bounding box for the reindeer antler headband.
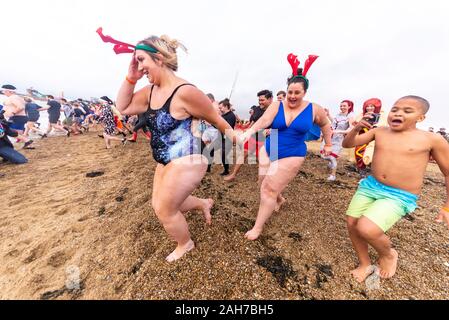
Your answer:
[96,27,158,54]
[287,53,319,89]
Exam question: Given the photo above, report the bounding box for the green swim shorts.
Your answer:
[346,176,418,232]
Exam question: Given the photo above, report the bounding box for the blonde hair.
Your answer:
[138,35,187,72]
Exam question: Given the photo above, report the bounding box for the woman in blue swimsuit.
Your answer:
[241,63,333,240]
[116,34,236,262]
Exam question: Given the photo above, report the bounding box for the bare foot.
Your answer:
[378,248,398,279]
[245,228,263,241]
[223,174,235,182]
[274,197,286,212]
[166,239,195,262]
[350,264,374,283]
[201,198,214,225]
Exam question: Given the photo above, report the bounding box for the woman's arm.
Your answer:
[244,101,280,137]
[115,55,149,116]
[180,86,235,142]
[116,83,150,116]
[342,120,377,148]
[313,104,332,154]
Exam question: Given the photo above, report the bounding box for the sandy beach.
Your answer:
[0,133,448,300]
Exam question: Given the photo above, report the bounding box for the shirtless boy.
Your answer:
[342,95,449,282]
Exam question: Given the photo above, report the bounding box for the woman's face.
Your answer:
[218,103,228,114]
[135,50,162,84]
[286,82,306,108]
[365,104,376,114]
[340,102,349,114]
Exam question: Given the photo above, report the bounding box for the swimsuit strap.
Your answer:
[148,84,155,107]
[163,83,194,109]
[147,83,194,112]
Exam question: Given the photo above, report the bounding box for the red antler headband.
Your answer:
[96,27,158,54]
[96,27,135,54]
[303,55,319,77]
[287,53,300,76]
[287,53,319,77]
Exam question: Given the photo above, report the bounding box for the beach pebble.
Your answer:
[444,262,449,268]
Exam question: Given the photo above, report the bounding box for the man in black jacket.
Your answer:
[218,98,236,176]
[0,111,28,164]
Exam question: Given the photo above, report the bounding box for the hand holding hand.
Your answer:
[263,129,271,137]
[239,129,253,144]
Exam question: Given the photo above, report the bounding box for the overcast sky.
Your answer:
[1,0,448,129]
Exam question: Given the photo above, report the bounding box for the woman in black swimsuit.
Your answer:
[116,34,237,262]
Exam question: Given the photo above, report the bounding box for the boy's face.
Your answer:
[387,98,425,131]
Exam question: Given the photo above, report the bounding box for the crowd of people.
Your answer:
[1,33,449,287]
[0,86,141,161]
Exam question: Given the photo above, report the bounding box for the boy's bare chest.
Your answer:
[375,134,430,155]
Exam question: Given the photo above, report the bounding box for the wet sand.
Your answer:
[0,133,448,300]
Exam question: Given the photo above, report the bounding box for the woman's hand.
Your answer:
[323,144,332,156]
[239,129,253,144]
[127,53,144,82]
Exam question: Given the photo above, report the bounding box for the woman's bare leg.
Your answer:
[152,155,208,262]
[104,133,124,148]
[179,196,213,225]
[258,146,286,213]
[245,156,305,240]
[224,151,248,182]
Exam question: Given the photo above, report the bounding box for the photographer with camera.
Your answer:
[353,98,387,177]
[0,110,28,164]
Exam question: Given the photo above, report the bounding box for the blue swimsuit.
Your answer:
[265,102,313,161]
[146,84,201,165]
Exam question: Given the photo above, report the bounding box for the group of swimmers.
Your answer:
[109,32,449,284]
[2,32,448,286]
[0,86,147,157]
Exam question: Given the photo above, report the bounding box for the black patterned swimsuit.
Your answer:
[146,83,201,165]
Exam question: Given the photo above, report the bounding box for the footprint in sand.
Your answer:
[8,199,23,207]
[55,208,69,216]
[5,249,20,258]
[23,244,46,264]
[47,250,72,268]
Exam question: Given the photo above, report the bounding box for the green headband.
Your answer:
[135,44,158,54]
[289,75,309,89]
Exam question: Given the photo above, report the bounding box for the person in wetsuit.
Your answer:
[240,68,333,240]
[127,112,151,142]
[116,34,238,262]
